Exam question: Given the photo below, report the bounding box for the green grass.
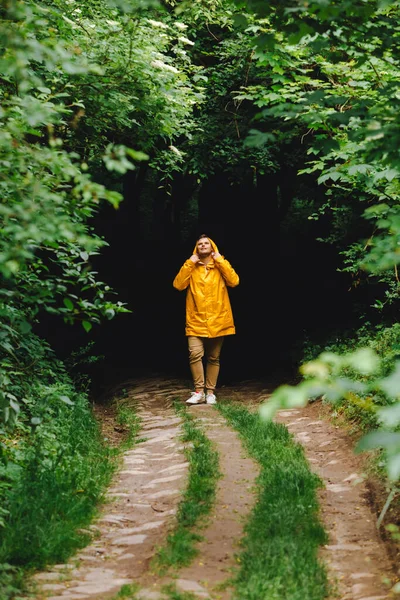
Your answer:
[0,400,115,569]
[111,582,198,600]
[115,400,142,449]
[110,582,140,599]
[0,394,141,600]
[217,401,330,600]
[151,401,221,574]
[162,583,199,599]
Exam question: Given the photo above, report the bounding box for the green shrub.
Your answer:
[0,333,117,599]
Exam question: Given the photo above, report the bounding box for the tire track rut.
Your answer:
[30,377,398,600]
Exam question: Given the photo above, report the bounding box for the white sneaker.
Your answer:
[206,393,217,405]
[186,391,205,404]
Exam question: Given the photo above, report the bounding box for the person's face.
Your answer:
[197,237,212,257]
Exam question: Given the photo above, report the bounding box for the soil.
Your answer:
[30,376,400,600]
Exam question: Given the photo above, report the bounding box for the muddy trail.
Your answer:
[31,377,399,600]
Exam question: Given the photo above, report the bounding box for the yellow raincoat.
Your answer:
[173,238,239,338]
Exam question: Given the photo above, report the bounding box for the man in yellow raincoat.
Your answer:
[173,234,239,405]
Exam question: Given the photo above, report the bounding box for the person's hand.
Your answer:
[212,252,221,259]
[190,254,200,263]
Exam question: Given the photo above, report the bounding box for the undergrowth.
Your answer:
[302,321,400,433]
[0,342,140,600]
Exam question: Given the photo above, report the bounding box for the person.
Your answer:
[173,234,239,405]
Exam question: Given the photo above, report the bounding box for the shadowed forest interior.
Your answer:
[36,166,365,393]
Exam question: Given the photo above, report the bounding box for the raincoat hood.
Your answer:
[173,237,239,338]
[193,237,219,259]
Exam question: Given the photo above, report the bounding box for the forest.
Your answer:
[1,0,400,597]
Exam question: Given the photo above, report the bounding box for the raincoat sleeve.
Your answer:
[173,259,196,291]
[214,256,239,287]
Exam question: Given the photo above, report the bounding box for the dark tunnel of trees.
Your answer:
[35,164,367,395]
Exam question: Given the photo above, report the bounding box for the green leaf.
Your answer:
[378,362,400,399]
[259,398,281,421]
[63,298,74,310]
[82,320,92,332]
[318,171,342,184]
[344,348,380,375]
[254,33,276,50]
[264,384,310,416]
[105,308,115,320]
[244,129,275,147]
[9,399,20,414]
[377,0,395,8]
[232,13,248,29]
[356,430,400,453]
[125,148,149,161]
[347,164,371,176]
[377,402,400,428]
[387,454,400,481]
[18,320,32,334]
[59,395,74,406]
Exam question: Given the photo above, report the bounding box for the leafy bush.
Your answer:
[0,331,116,598]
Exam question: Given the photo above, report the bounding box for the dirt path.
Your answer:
[31,376,398,600]
[274,403,396,600]
[138,409,260,600]
[33,380,190,600]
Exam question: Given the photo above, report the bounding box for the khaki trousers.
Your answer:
[188,336,224,392]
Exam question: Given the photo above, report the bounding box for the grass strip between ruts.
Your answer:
[151,401,221,575]
[217,401,330,600]
[110,582,198,600]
